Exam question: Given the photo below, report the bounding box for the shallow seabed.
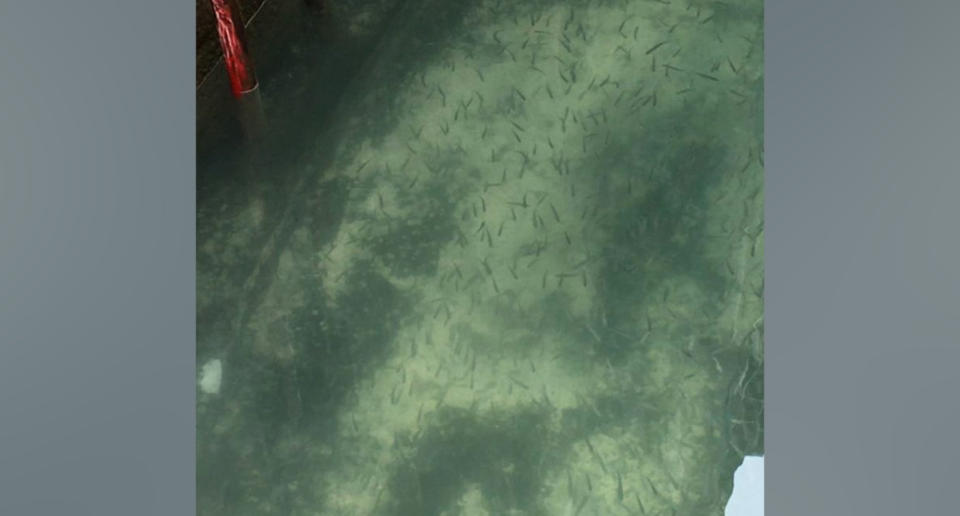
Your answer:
[197,0,764,514]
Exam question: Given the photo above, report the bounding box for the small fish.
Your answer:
[645,41,667,55]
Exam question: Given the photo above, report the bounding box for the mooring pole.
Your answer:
[210,0,266,139]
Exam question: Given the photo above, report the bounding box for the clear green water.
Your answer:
[197,0,763,514]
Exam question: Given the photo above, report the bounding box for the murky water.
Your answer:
[197,1,763,514]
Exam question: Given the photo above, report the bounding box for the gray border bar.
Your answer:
[1,2,195,514]
[768,1,960,514]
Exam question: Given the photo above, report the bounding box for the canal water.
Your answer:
[196,0,764,514]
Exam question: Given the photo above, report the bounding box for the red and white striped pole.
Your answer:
[210,0,265,139]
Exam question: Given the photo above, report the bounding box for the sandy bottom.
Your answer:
[198,1,763,515]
